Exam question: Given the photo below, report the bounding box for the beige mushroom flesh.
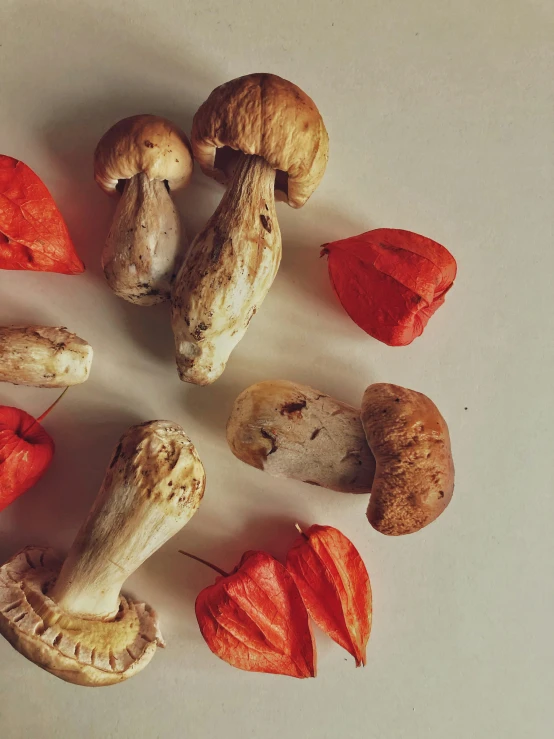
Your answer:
[0,421,205,686]
[171,74,329,385]
[227,381,454,536]
[95,115,193,305]
[0,325,93,387]
[227,380,375,493]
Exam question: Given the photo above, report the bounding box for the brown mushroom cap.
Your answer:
[94,114,193,196]
[0,547,163,687]
[192,73,329,208]
[361,383,455,536]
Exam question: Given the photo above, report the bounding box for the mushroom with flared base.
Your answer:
[0,420,205,686]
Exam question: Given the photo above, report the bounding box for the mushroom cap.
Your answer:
[94,114,193,196]
[361,383,455,536]
[192,73,329,208]
[0,547,164,687]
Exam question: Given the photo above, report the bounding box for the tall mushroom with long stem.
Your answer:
[95,115,193,305]
[0,420,205,686]
[171,74,329,385]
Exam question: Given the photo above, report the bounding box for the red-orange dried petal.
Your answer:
[323,228,456,346]
[0,155,84,274]
[286,525,371,666]
[195,550,316,678]
[0,406,55,512]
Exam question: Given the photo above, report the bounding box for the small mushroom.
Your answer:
[227,381,454,536]
[171,74,329,385]
[0,325,93,387]
[0,420,205,686]
[94,115,193,305]
[226,380,375,493]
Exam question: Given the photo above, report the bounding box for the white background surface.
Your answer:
[0,0,552,737]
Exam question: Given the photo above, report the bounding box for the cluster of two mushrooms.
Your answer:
[94,74,329,385]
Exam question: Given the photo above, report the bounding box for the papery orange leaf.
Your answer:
[286,525,371,666]
[0,155,84,274]
[194,550,316,678]
[322,229,456,346]
[0,406,55,512]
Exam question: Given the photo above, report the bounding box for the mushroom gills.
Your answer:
[0,547,162,686]
[214,147,289,199]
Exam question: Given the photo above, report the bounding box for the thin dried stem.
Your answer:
[179,550,229,577]
[37,387,69,422]
[295,523,309,540]
[20,387,69,437]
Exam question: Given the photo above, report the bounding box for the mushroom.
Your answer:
[226,380,375,493]
[171,74,329,385]
[0,326,93,387]
[94,115,193,305]
[361,383,454,536]
[227,381,454,536]
[0,420,205,686]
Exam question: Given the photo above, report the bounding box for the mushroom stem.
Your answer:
[102,173,184,306]
[48,487,154,619]
[49,421,205,619]
[0,326,93,388]
[227,380,376,493]
[171,153,281,385]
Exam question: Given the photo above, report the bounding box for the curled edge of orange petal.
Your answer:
[286,524,371,667]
